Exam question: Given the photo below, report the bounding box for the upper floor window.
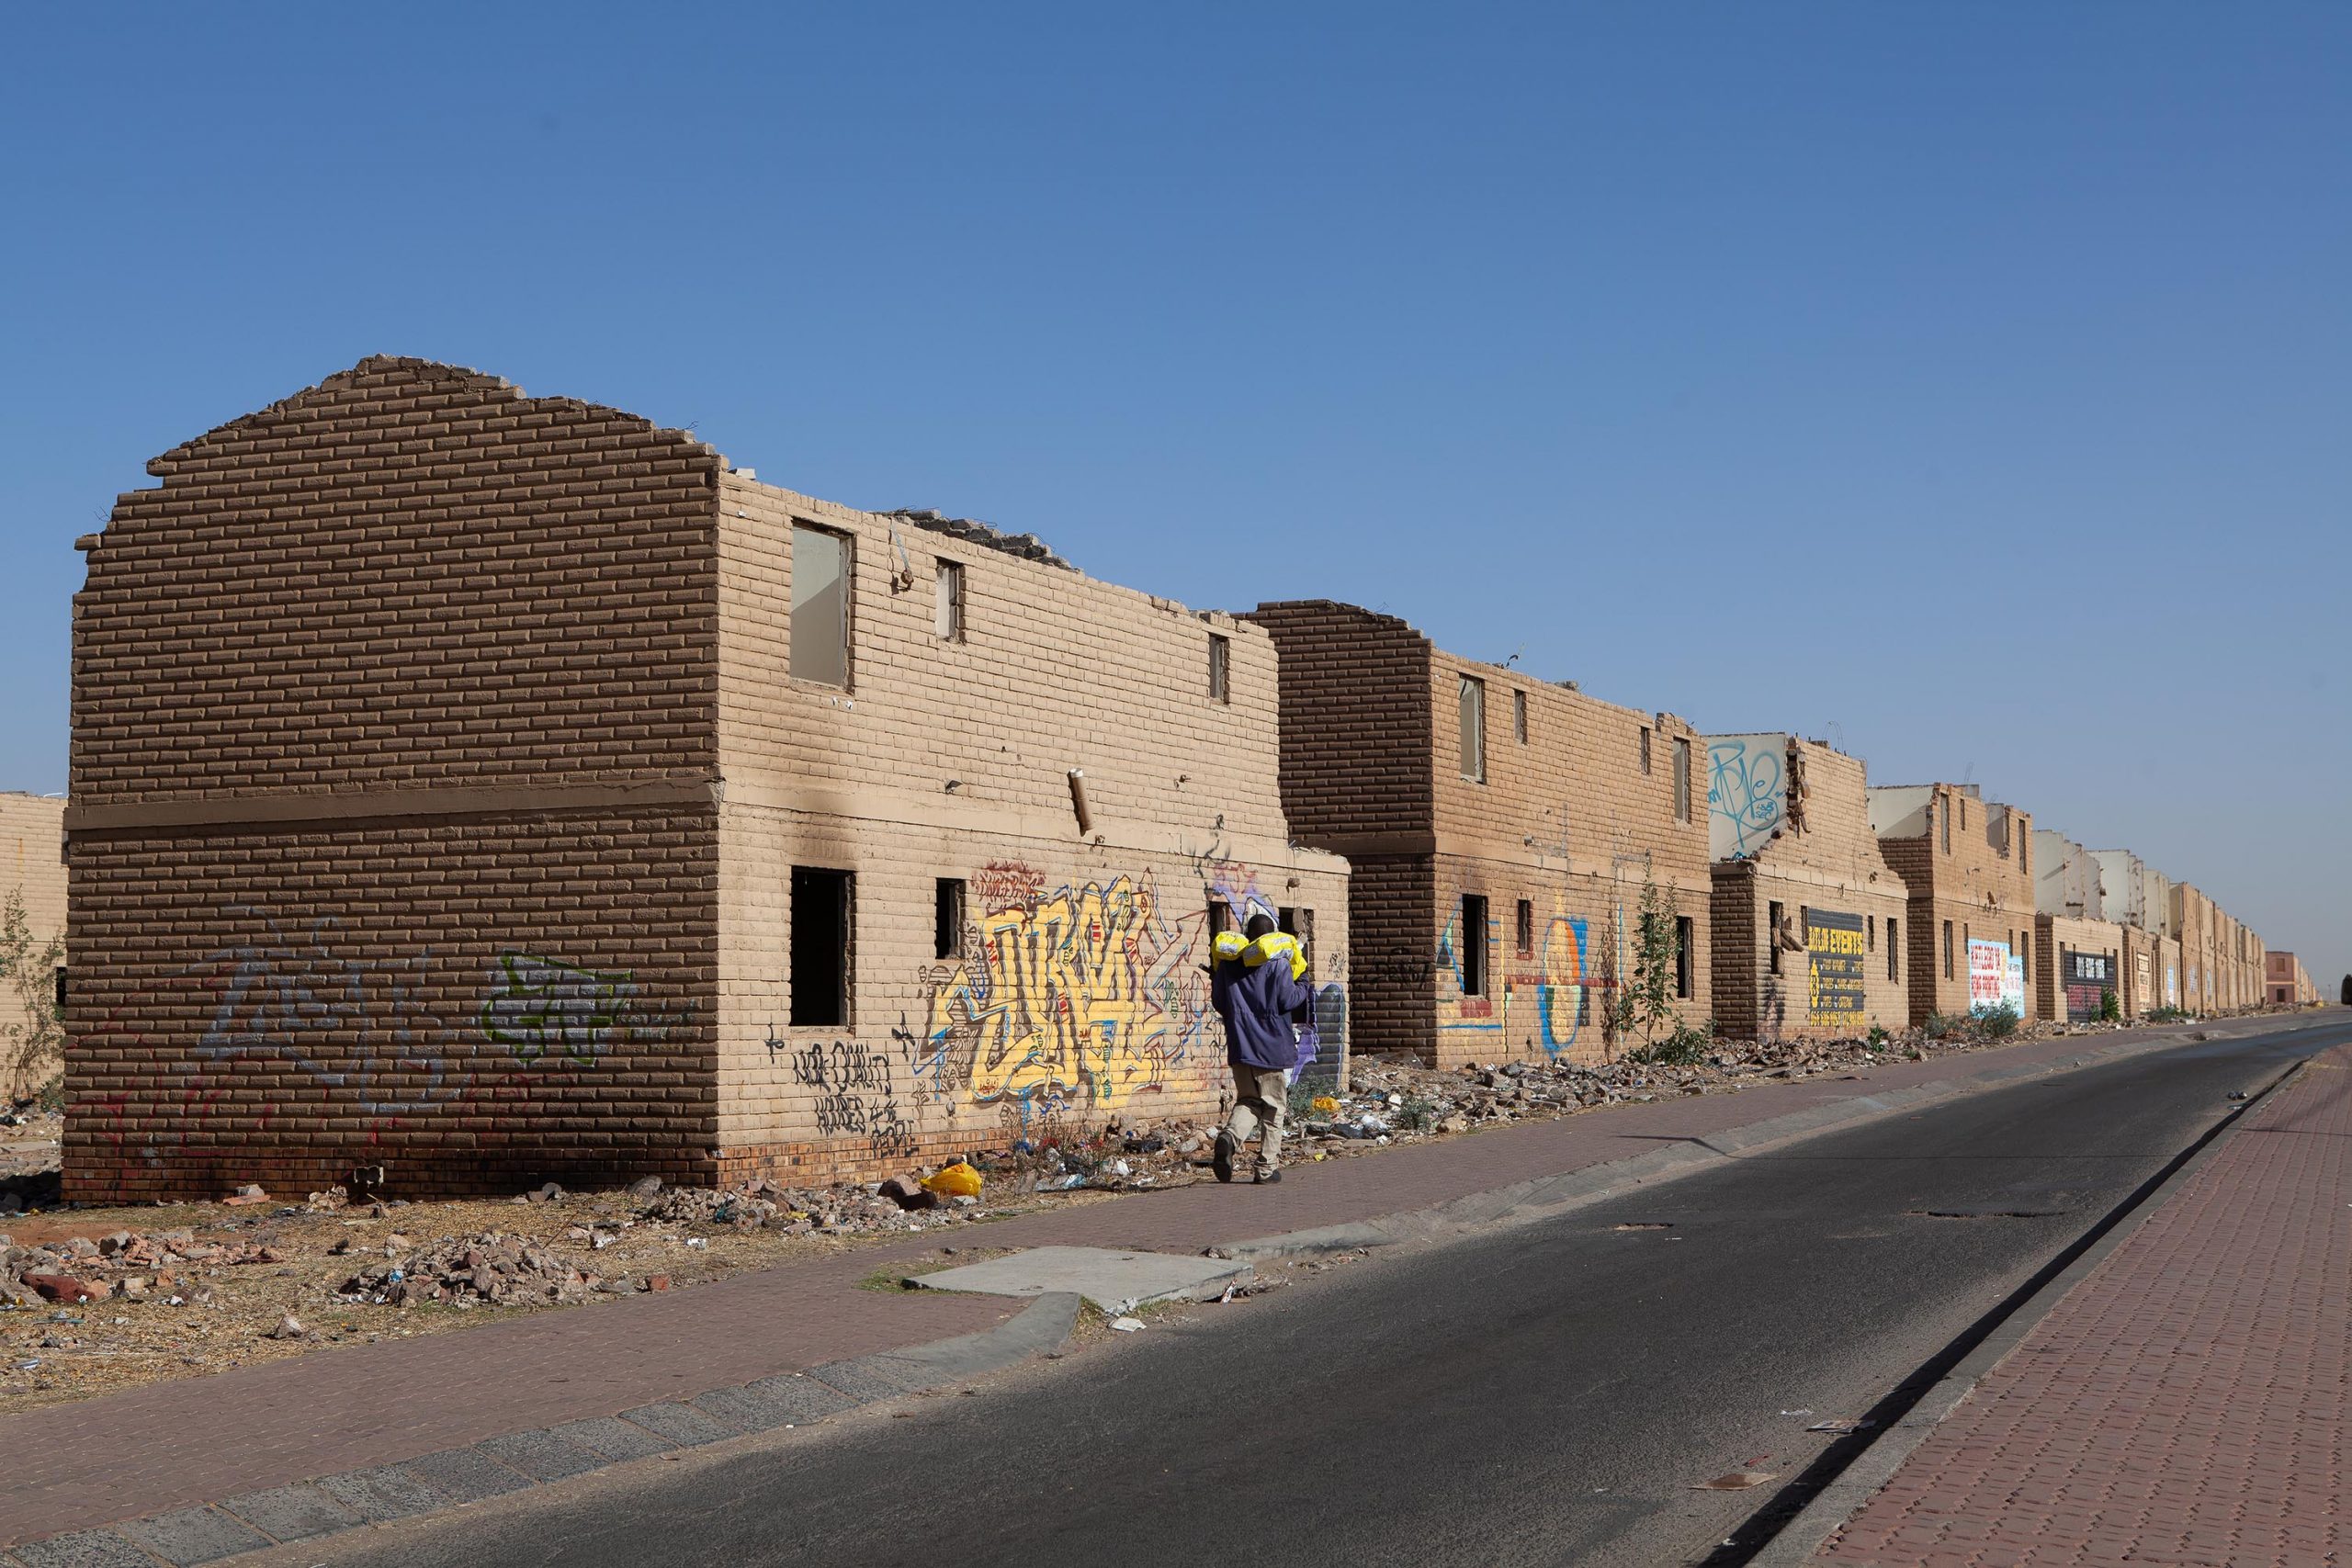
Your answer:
[1208,634,1231,704]
[1512,690,1529,744]
[1639,727,1653,774]
[1459,675,1487,783]
[934,558,965,641]
[1672,737,1691,822]
[791,525,851,687]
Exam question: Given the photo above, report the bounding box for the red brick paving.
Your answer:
[0,1017,2322,1546]
[1816,1041,2352,1567]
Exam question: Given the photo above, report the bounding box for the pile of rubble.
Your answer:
[1,1225,283,1307]
[1309,1018,2095,1145]
[337,1232,601,1309]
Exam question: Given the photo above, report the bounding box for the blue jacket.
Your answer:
[1210,931,1313,1071]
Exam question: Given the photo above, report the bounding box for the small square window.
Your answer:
[1279,906,1317,976]
[934,559,965,641]
[935,878,967,960]
[1208,634,1230,704]
[1512,690,1528,744]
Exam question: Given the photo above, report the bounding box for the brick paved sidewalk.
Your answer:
[0,1014,2322,1548]
[1815,1040,2352,1567]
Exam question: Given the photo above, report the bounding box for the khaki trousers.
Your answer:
[1225,1065,1288,1177]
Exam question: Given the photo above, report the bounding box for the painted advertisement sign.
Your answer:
[2062,949,2116,1023]
[1805,908,1867,1029]
[1968,939,2027,1018]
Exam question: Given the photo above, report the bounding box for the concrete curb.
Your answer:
[1740,1052,2317,1568]
[1,1292,1084,1568]
[1217,1024,2262,1263]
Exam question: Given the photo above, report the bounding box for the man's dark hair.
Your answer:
[1244,912,1277,940]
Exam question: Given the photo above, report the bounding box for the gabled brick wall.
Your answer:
[67,358,729,1201]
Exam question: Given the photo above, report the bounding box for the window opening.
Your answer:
[1207,634,1230,704]
[1672,737,1691,822]
[1516,899,1533,958]
[790,867,853,1027]
[1675,916,1694,1000]
[1769,900,1784,976]
[1512,690,1528,744]
[1888,919,1899,980]
[790,525,851,687]
[1459,676,1487,782]
[1459,895,1488,996]
[1639,727,1653,774]
[934,559,965,641]
[934,878,967,961]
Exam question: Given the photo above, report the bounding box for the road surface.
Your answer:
[271,1024,2338,1568]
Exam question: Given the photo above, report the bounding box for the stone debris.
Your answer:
[337,1232,601,1309]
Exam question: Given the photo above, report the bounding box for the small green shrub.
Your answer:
[2099,987,2121,1022]
[1865,1025,1893,1050]
[1974,1002,2022,1040]
[1924,1011,1962,1041]
[2146,1005,2192,1023]
[1625,1023,1713,1067]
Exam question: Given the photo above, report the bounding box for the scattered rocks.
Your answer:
[24,1273,100,1305]
[337,1232,598,1309]
[267,1314,307,1341]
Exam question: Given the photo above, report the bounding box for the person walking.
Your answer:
[1209,909,1312,1184]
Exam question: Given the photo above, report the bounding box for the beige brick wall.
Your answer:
[1707,742,1910,1041]
[707,476,1348,1182]
[1873,784,2040,1025]
[2,792,67,1100]
[1250,602,1708,1069]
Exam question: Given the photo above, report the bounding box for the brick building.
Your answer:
[2090,848,2178,1013]
[2031,829,2128,1022]
[2267,951,2317,1007]
[1868,784,2040,1024]
[1703,736,1909,1040]
[2,792,66,1100]
[63,356,1348,1202]
[1248,602,1708,1069]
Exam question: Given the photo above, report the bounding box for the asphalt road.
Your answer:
[277,1024,2341,1568]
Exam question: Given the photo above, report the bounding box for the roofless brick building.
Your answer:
[63,357,1346,1201]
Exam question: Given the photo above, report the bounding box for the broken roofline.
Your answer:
[1248,598,1690,729]
[142,355,1084,576]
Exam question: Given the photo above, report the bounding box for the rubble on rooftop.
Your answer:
[882,508,1076,571]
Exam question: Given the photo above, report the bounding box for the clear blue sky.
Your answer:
[3,5,2345,990]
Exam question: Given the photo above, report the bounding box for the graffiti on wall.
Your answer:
[1707,739,1786,859]
[921,874,1213,1115]
[481,953,650,1066]
[1967,939,2027,1017]
[768,1030,915,1159]
[1439,901,1603,1057]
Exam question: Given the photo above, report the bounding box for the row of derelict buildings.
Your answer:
[20,358,2315,1201]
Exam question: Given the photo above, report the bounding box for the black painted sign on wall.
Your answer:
[2063,948,2115,1022]
[1806,908,1868,1029]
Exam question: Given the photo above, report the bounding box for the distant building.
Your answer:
[1868,784,2040,1025]
[1250,601,1710,1067]
[1703,736,1909,1040]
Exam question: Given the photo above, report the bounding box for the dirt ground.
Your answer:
[0,1014,2128,1416]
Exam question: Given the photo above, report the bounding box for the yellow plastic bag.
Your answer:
[922,1161,984,1200]
[1311,1095,1339,1114]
